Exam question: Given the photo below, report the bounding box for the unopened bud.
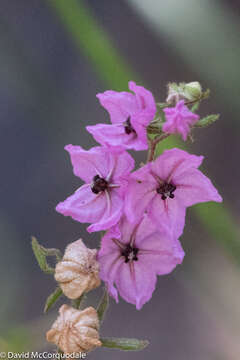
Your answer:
[46,305,102,353]
[55,239,101,299]
[166,81,202,104]
[184,82,202,101]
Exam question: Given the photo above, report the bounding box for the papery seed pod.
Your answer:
[55,239,101,299]
[46,305,102,353]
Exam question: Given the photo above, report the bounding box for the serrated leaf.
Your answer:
[44,287,63,313]
[97,287,109,322]
[196,114,219,127]
[100,337,149,351]
[31,237,55,275]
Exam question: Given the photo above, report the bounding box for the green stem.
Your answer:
[147,133,170,162]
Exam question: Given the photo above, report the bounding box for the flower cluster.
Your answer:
[56,81,222,309]
[33,80,222,354]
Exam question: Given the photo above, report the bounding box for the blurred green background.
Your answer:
[0,0,240,359]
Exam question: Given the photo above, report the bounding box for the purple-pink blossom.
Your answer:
[56,145,134,233]
[125,148,222,237]
[86,81,156,150]
[163,100,199,141]
[97,215,184,309]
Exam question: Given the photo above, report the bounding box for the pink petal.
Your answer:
[56,184,107,224]
[163,101,199,141]
[115,260,157,310]
[87,189,123,232]
[128,81,156,119]
[124,179,156,223]
[148,195,186,238]
[97,230,123,302]
[86,123,133,148]
[109,149,135,182]
[175,168,223,206]
[150,148,204,182]
[97,90,138,124]
[86,118,148,151]
[136,218,184,275]
[65,145,113,183]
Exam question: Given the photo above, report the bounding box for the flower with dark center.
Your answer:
[97,215,184,309]
[156,182,176,200]
[86,81,156,151]
[56,145,134,233]
[91,175,108,194]
[124,117,136,135]
[125,148,222,238]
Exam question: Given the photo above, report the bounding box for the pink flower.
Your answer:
[56,145,134,233]
[97,215,184,309]
[163,100,199,141]
[125,148,222,237]
[86,81,156,150]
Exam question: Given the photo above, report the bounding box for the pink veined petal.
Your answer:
[174,168,223,207]
[124,179,156,223]
[137,227,185,275]
[148,195,186,238]
[56,184,107,224]
[98,252,123,303]
[65,145,112,182]
[87,120,149,151]
[128,81,156,117]
[115,260,157,310]
[150,148,204,182]
[86,123,132,148]
[97,232,124,303]
[97,90,138,124]
[87,189,123,232]
[116,216,141,245]
[109,149,135,182]
[130,117,149,147]
[133,214,165,246]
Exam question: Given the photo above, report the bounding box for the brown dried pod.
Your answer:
[46,305,102,353]
[55,239,101,299]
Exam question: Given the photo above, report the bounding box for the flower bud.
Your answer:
[184,81,202,101]
[46,305,102,353]
[166,81,202,104]
[55,239,101,299]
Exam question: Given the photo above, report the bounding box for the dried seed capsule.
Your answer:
[55,239,100,299]
[46,305,102,353]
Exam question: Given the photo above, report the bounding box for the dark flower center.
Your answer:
[91,175,108,194]
[124,117,136,135]
[156,182,176,200]
[121,244,139,263]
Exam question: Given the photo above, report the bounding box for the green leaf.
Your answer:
[31,237,55,275]
[44,287,63,313]
[101,337,149,351]
[97,287,109,322]
[191,101,200,112]
[196,114,219,127]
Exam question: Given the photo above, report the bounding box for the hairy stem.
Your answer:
[147,133,170,162]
